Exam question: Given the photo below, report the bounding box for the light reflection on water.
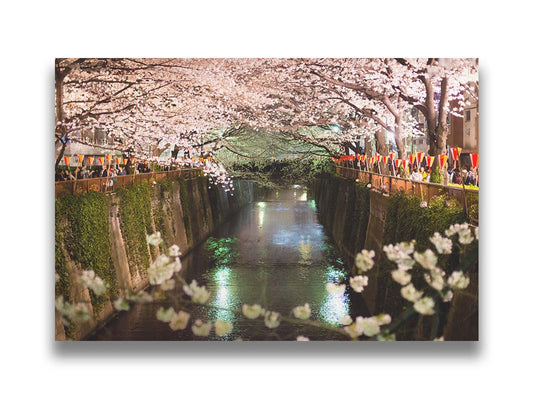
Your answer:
[207,266,235,322]
[320,293,350,325]
[90,187,367,341]
[200,188,356,333]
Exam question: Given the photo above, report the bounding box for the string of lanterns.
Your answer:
[331,147,479,170]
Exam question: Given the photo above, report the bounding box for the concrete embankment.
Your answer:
[55,177,257,340]
[313,175,478,340]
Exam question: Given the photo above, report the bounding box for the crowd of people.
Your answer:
[352,160,479,187]
[55,163,152,182]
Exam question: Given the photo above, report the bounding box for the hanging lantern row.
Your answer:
[60,155,140,166]
[330,147,478,170]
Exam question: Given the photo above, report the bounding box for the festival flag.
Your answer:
[451,147,460,161]
[394,159,401,168]
[378,155,382,163]
[374,152,379,160]
[64,156,70,165]
[425,156,435,168]
[105,154,111,163]
[439,154,448,169]
[87,157,94,166]
[402,159,408,170]
[98,157,105,165]
[416,152,424,164]
[115,157,121,165]
[383,156,389,164]
[123,158,128,165]
[361,155,366,162]
[356,154,361,161]
[470,153,479,168]
[77,154,84,164]
[408,154,416,165]
[389,152,395,160]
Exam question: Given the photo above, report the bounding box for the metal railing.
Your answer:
[55,168,203,198]
[335,164,478,206]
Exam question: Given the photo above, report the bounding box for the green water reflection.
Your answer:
[204,238,239,323]
[200,195,355,334]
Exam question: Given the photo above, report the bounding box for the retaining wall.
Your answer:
[55,177,256,340]
[313,174,478,340]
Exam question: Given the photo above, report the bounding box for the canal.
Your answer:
[88,187,369,341]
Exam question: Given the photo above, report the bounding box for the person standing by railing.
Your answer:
[410,166,423,182]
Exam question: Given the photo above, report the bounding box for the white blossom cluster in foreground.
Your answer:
[56,222,477,341]
[386,223,476,316]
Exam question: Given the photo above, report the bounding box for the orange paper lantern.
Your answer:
[77,154,84,164]
[439,154,448,169]
[470,153,479,168]
[451,147,461,161]
[64,156,70,165]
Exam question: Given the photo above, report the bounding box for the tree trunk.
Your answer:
[435,77,449,155]
[425,76,449,156]
[394,114,406,159]
[374,129,388,155]
[171,144,179,159]
[364,136,372,157]
[55,61,66,168]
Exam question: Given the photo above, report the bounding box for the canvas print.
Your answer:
[54,58,479,341]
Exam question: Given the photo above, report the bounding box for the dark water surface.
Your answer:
[89,187,368,341]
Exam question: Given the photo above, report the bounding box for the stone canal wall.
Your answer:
[55,177,257,340]
[313,175,478,340]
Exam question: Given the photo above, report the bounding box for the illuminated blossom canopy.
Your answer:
[55,58,478,178]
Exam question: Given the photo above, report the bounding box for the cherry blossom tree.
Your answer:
[56,58,478,174]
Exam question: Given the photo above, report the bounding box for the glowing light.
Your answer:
[326,265,347,282]
[257,202,266,208]
[208,266,235,322]
[298,191,307,201]
[298,239,312,265]
[214,266,231,283]
[319,292,350,325]
[258,209,265,227]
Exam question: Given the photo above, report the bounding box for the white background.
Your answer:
[1,1,532,398]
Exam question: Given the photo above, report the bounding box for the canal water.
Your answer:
[89,187,369,341]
